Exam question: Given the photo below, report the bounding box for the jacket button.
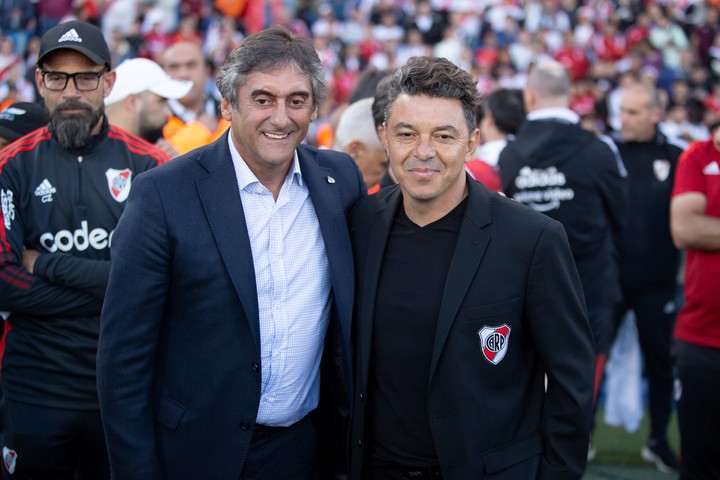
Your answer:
[240,421,250,430]
[359,392,364,401]
[251,362,259,373]
[357,438,362,448]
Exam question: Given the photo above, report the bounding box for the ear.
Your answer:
[125,93,139,112]
[311,104,318,122]
[465,128,480,163]
[346,140,363,159]
[220,98,233,121]
[103,70,117,99]
[378,124,389,151]
[651,106,662,124]
[35,67,44,94]
[523,86,534,112]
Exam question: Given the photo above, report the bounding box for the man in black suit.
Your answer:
[349,56,595,480]
[97,26,366,479]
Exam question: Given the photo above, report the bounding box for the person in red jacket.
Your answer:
[670,120,720,480]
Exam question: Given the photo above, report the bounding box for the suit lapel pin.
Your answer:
[326,176,336,184]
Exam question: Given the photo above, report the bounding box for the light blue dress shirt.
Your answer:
[228,135,331,427]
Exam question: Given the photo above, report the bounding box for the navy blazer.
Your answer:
[97,132,366,479]
[349,178,595,480]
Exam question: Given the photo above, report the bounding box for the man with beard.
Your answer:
[0,21,169,479]
[105,58,193,160]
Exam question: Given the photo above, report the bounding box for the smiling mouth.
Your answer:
[264,132,290,139]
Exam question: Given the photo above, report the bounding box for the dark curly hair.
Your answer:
[384,56,480,134]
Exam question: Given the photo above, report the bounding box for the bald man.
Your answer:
[499,61,628,431]
[611,82,684,473]
[333,97,388,192]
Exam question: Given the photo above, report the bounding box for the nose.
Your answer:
[269,102,291,129]
[414,135,435,160]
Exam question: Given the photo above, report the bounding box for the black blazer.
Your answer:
[349,178,595,480]
[97,132,366,479]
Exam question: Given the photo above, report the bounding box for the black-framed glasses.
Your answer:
[41,69,107,92]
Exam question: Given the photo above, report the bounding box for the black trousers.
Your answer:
[614,287,676,442]
[1,399,109,480]
[240,414,317,480]
[677,341,720,480]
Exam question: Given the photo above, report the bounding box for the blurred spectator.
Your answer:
[395,28,432,66]
[140,8,173,60]
[433,25,464,68]
[333,97,387,191]
[467,88,525,192]
[37,0,73,35]
[495,15,520,48]
[158,40,230,154]
[340,7,368,45]
[570,77,598,118]
[555,29,590,82]
[311,3,343,39]
[0,62,35,107]
[170,14,202,44]
[0,0,36,56]
[203,16,244,68]
[649,8,690,73]
[593,20,627,65]
[660,102,708,147]
[486,0,525,34]
[0,102,48,150]
[612,82,685,474]
[105,58,193,158]
[574,7,595,49]
[508,29,536,73]
[410,0,445,45]
[691,6,720,65]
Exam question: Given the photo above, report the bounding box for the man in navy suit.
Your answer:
[97,26,365,479]
[349,56,594,480]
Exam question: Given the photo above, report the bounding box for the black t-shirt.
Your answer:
[367,197,466,467]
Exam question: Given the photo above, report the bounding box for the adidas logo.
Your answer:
[34,179,56,203]
[703,161,720,175]
[58,29,82,43]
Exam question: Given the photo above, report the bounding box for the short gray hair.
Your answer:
[216,26,327,110]
[526,60,570,100]
[334,98,383,151]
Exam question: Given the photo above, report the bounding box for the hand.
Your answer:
[22,249,40,274]
[155,138,180,159]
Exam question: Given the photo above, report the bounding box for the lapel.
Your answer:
[358,187,402,384]
[195,133,261,354]
[297,146,354,343]
[429,179,492,379]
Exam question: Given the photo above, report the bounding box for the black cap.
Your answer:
[37,20,111,68]
[0,102,49,142]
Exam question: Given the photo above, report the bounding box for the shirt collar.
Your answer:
[227,133,303,192]
[527,107,580,124]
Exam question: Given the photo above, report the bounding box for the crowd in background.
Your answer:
[1,0,720,145]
